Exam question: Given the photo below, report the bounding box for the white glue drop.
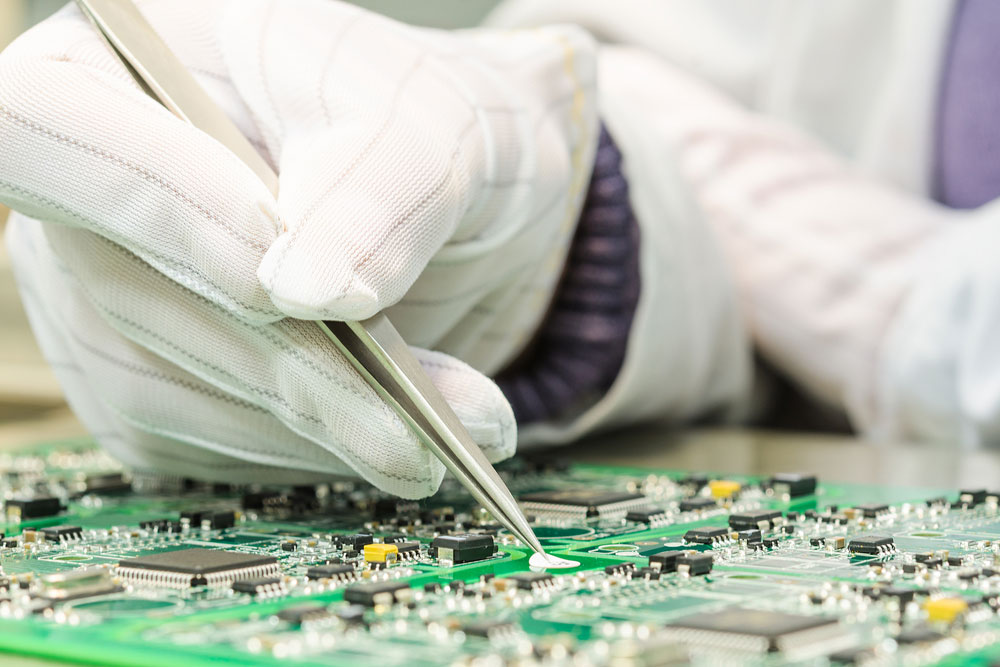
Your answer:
[529,552,579,570]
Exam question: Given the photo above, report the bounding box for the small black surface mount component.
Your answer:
[519,489,647,520]
[6,497,61,521]
[679,497,717,512]
[428,534,495,564]
[342,581,410,607]
[768,474,818,498]
[117,548,279,588]
[729,510,782,531]
[958,489,987,507]
[462,620,515,639]
[395,541,421,560]
[847,535,895,556]
[40,525,82,542]
[275,604,332,626]
[683,527,729,545]
[624,506,668,523]
[604,562,636,576]
[649,551,681,573]
[855,503,890,518]
[663,608,843,654]
[232,577,285,597]
[677,552,713,575]
[305,564,354,581]
[505,571,555,591]
[83,473,132,495]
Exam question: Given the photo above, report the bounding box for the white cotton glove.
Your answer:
[0,0,599,497]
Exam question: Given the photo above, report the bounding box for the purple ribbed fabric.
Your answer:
[496,125,641,424]
[935,0,1000,208]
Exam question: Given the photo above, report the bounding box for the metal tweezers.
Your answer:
[74,0,545,556]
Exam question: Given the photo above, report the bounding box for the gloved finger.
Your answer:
[409,348,517,464]
[39,221,517,497]
[218,0,485,321]
[0,2,282,324]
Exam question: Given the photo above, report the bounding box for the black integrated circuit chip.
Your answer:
[625,507,665,523]
[41,526,82,542]
[306,563,354,580]
[683,527,728,545]
[664,608,840,653]
[117,548,279,587]
[519,489,646,517]
[855,503,889,518]
[506,571,554,590]
[679,498,717,512]
[343,581,410,607]
[276,604,331,626]
[231,577,283,596]
[729,510,782,530]
[847,535,895,555]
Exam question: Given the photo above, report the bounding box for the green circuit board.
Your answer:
[0,438,999,665]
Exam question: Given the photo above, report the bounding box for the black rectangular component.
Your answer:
[959,489,987,506]
[231,577,282,595]
[396,541,420,558]
[856,503,889,518]
[677,552,713,575]
[683,527,728,544]
[649,551,681,572]
[429,534,495,564]
[519,489,645,517]
[6,497,61,520]
[506,571,554,590]
[665,608,838,653]
[208,511,235,530]
[41,525,82,541]
[679,498,716,512]
[343,581,409,607]
[306,564,353,580]
[625,507,664,523]
[729,510,782,530]
[769,474,817,498]
[117,548,278,587]
[276,604,330,625]
[83,473,131,495]
[463,620,513,638]
[345,534,373,551]
[848,535,894,555]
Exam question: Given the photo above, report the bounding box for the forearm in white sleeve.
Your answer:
[598,47,1000,447]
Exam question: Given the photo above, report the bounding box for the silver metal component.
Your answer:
[73,0,544,557]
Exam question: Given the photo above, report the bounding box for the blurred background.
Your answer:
[0,0,500,440]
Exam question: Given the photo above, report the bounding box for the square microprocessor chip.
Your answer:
[519,489,646,518]
[117,548,279,588]
[664,608,842,654]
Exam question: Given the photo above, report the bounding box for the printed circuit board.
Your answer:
[0,438,999,665]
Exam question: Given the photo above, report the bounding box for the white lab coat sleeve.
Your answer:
[875,203,1000,449]
[517,47,755,446]
[551,46,1000,452]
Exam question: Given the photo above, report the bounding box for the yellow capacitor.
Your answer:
[364,543,399,564]
[708,480,741,499]
[923,597,968,623]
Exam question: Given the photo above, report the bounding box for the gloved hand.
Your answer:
[0,0,599,496]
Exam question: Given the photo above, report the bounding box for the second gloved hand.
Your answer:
[0,0,598,496]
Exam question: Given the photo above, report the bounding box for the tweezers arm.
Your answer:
[321,316,520,518]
